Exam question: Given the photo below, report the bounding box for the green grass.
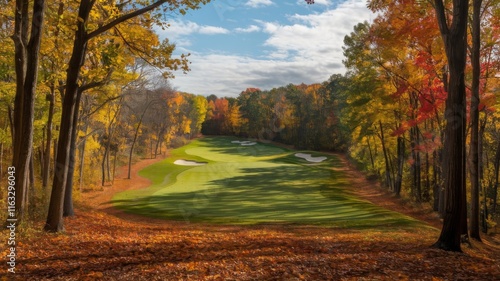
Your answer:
[112,136,428,229]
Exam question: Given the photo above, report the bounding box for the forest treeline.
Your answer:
[0,0,498,252]
[201,84,347,152]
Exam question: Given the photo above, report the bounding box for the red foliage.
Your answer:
[242,88,261,94]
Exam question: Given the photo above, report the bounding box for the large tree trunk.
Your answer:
[12,0,46,222]
[45,0,93,232]
[469,0,482,241]
[432,0,469,252]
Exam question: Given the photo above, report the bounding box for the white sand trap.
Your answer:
[231,140,257,146]
[174,159,207,166]
[294,153,327,163]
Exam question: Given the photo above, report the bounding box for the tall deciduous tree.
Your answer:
[469,0,483,241]
[12,0,46,221]
[432,0,469,251]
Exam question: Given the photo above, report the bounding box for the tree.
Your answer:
[432,0,470,251]
[45,0,209,232]
[188,95,208,138]
[11,0,46,221]
[469,0,483,241]
[127,91,155,179]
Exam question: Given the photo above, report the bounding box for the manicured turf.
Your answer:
[113,137,427,228]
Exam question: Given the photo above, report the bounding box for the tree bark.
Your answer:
[107,136,112,180]
[432,0,469,252]
[378,121,392,190]
[102,140,109,186]
[469,0,482,241]
[424,152,431,201]
[78,105,90,191]
[12,0,46,222]
[433,149,440,211]
[394,136,404,196]
[42,92,54,190]
[63,89,84,217]
[493,139,500,213]
[112,150,118,185]
[410,125,422,202]
[45,0,94,232]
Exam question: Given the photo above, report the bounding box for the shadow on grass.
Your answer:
[113,159,425,230]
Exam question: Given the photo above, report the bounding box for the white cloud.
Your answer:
[261,1,373,61]
[234,25,261,33]
[245,0,274,8]
[163,20,199,37]
[169,0,374,97]
[158,20,230,46]
[199,26,230,34]
[172,52,336,96]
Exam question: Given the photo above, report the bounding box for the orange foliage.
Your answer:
[6,157,500,280]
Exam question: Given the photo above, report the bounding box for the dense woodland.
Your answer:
[0,0,499,254]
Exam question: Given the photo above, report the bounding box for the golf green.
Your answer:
[112,137,426,228]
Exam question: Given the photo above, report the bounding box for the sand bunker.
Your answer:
[174,159,207,166]
[231,140,257,146]
[294,153,327,163]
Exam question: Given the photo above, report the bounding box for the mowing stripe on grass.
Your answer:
[113,137,428,229]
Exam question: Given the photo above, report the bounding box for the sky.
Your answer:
[156,0,375,97]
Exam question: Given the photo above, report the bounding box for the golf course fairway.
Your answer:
[112,137,426,228]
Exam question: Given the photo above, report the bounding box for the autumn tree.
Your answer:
[469,0,482,241]
[45,0,210,232]
[11,0,46,221]
[187,94,208,138]
[432,0,470,252]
